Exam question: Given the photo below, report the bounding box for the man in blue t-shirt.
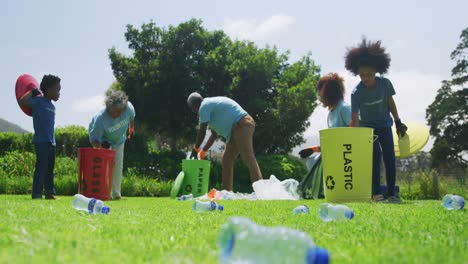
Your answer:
[19,74,61,200]
[89,91,135,200]
[187,92,263,191]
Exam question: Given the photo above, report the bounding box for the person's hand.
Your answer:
[127,126,134,140]
[198,150,206,160]
[299,149,313,159]
[298,146,321,159]
[190,146,199,160]
[31,88,41,97]
[395,119,408,138]
[101,141,111,149]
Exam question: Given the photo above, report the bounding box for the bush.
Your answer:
[0,127,184,181]
[0,151,79,178]
[0,132,33,155]
[54,155,79,177]
[398,170,449,200]
[55,126,91,158]
[5,176,31,194]
[54,173,79,195]
[121,171,171,197]
[124,147,185,181]
[0,151,36,177]
[0,126,90,158]
[0,173,171,197]
[418,171,447,199]
[0,150,172,196]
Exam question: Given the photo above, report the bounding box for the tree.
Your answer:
[426,27,468,167]
[109,19,320,154]
[109,19,227,149]
[226,42,319,154]
[451,28,468,86]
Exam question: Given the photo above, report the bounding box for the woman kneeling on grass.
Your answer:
[88,90,135,200]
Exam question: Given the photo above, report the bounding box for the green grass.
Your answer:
[0,195,466,264]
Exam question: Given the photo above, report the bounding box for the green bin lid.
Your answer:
[170,171,185,199]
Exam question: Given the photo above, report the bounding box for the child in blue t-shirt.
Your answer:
[19,75,61,200]
[317,72,351,128]
[297,73,351,199]
[345,38,407,203]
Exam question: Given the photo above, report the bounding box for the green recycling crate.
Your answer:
[171,159,211,198]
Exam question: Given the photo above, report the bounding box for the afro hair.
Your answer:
[317,72,345,108]
[40,74,61,92]
[344,38,391,75]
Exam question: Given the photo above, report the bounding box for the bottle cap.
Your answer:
[345,209,354,219]
[307,247,330,264]
[221,234,235,258]
[217,205,224,211]
[101,206,110,214]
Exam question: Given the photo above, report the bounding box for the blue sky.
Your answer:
[1,0,467,152]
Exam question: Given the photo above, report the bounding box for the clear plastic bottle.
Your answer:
[442,194,465,210]
[319,203,354,222]
[217,217,329,264]
[177,194,194,201]
[293,205,309,214]
[72,194,110,214]
[192,200,223,213]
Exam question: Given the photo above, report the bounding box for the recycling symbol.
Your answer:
[326,175,335,190]
[185,184,192,193]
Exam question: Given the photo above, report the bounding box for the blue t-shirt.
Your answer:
[89,102,136,147]
[328,100,351,128]
[199,97,248,142]
[351,77,395,128]
[31,96,56,145]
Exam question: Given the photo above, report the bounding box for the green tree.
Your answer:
[109,19,320,154]
[109,19,231,149]
[226,42,319,154]
[426,27,468,167]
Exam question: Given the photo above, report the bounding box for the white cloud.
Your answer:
[72,94,104,113]
[223,14,295,41]
[293,70,443,155]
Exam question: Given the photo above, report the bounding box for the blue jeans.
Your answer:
[32,142,56,198]
[371,127,396,196]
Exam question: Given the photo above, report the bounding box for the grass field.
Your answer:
[0,195,466,264]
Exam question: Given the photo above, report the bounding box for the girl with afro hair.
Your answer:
[345,38,407,203]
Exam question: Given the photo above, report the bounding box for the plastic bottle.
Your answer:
[178,194,194,201]
[217,217,329,264]
[192,200,224,213]
[442,194,465,210]
[319,203,354,222]
[293,205,309,214]
[72,194,110,214]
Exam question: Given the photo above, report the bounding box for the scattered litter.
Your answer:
[293,205,309,215]
[252,175,300,200]
[72,194,110,214]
